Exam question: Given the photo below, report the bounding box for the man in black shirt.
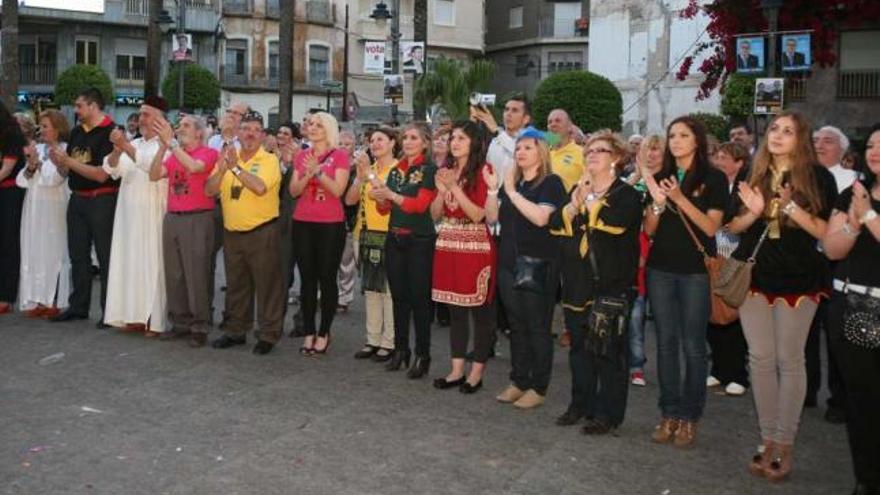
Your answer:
[50,88,119,328]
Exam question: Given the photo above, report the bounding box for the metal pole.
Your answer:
[390,0,400,124]
[177,0,186,110]
[342,4,350,122]
[326,89,331,112]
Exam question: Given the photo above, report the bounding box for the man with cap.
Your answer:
[49,87,118,327]
[149,109,220,347]
[101,96,170,335]
[205,110,284,355]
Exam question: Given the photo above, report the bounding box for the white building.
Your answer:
[588,0,721,136]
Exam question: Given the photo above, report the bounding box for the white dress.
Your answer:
[102,137,169,331]
[16,143,71,310]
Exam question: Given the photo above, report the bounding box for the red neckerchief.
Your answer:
[81,115,114,133]
[395,153,425,176]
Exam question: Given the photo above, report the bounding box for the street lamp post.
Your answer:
[177,0,186,110]
[371,1,400,124]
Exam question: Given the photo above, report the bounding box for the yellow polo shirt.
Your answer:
[353,162,393,237]
[218,147,281,231]
[551,141,585,192]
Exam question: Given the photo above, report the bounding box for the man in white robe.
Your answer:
[101,98,169,335]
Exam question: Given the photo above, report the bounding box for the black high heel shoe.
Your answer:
[312,335,332,356]
[385,348,412,371]
[299,336,316,356]
[433,375,465,389]
[407,356,431,379]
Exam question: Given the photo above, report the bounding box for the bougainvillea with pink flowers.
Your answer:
[677,0,880,99]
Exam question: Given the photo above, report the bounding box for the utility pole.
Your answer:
[279,0,294,122]
[145,0,163,98]
[177,0,187,109]
[341,3,350,122]
[390,0,400,124]
[413,0,427,120]
[0,0,20,110]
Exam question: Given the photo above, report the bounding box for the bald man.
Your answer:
[547,109,584,192]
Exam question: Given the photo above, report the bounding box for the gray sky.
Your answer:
[21,0,104,13]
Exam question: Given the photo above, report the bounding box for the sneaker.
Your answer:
[725,382,747,396]
[631,371,646,387]
[513,390,545,409]
[495,384,526,403]
[706,375,722,388]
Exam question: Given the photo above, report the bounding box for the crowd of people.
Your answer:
[1,88,878,494]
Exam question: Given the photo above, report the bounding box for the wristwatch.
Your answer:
[315,170,324,178]
[861,209,878,225]
[232,166,243,177]
[782,201,798,216]
[651,202,666,216]
[169,139,180,150]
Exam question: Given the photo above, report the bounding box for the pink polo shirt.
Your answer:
[164,145,219,212]
[292,148,350,223]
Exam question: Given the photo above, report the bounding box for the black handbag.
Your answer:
[842,287,880,349]
[359,229,388,293]
[514,254,550,293]
[585,230,631,355]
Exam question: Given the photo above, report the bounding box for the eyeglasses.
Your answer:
[585,148,613,156]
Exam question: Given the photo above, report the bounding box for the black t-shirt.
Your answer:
[386,156,437,236]
[647,166,730,274]
[832,186,880,288]
[549,179,643,309]
[1,128,27,182]
[66,116,118,191]
[498,173,566,271]
[734,165,838,294]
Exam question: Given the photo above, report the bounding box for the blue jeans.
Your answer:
[628,294,647,372]
[647,268,710,422]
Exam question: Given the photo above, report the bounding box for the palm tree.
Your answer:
[415,57,494,122]
[0,0,19,110]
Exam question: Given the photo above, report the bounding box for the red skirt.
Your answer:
[432,220,496,307]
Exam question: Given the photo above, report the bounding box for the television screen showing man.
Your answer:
[781,34,811,71]
[172,33,193,62]
[736,36,764,73]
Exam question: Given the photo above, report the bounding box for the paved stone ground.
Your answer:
[1,286,854,495]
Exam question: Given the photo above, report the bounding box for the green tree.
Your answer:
[720,73,755,121]
[532,71,622,132]
[55,65,114,106]
[689,112,730,140]
[414,57,494,121]
[161,64,221,110]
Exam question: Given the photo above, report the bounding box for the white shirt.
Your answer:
[207,134,240,152]
[486,129,517,179]
[827,163,858,193]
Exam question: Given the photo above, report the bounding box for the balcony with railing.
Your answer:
[838,70,880,99]
[20,63,57,85]
[116,66,146,87]
[785,76,806,101]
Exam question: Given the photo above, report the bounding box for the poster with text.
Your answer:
[735,36,765,74]
[401,41,425,74]
[364,41,386,75]
[754,77,784,114]
[384,75,404,104]
[781,33,812,71]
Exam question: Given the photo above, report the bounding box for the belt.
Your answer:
[390,227,413,235]
[0,178,16,189]
[73,186,119,198]
[834,279,880,299]
[168,208,214,216]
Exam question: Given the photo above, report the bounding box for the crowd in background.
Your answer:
[1,88,878,494]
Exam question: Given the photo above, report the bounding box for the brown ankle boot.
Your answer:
[651,417,679,444]
[673,420,698,448]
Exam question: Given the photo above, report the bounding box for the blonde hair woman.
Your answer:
[289,111,351,356]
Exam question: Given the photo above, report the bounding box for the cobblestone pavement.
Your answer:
[1,288,853,495]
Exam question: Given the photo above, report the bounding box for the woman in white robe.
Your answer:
[102,109,168,335]
[16,110,71,317]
